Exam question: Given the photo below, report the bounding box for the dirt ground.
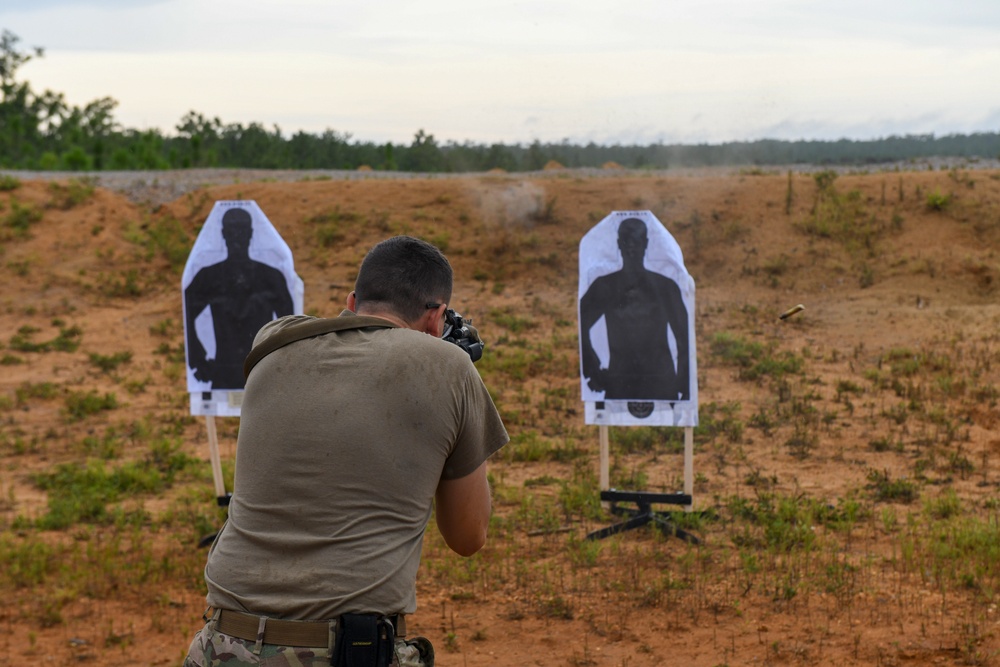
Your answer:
[1,165,999,666]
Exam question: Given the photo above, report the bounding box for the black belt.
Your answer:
[215,609,406,646]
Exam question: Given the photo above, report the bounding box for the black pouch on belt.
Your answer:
[333,613,394,667]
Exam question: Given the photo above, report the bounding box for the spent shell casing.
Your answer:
[779,304,805,320]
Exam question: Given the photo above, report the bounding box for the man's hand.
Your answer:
[585,367,608,393]
[192,359,215,383]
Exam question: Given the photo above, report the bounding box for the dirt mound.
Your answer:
[2,167,1000,665]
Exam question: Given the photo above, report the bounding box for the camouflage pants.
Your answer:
[183,616,432,667]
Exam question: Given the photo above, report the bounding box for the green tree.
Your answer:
[175,110,222,167]
[0,29,41,89]
[0,30,124,170]
[0,29,45,166]
[400,129,447,172]
[525,140,548,170]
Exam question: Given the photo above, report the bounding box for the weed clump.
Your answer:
[63,390,119,422]
[2,198,42,236]
[124,215,193,272]
[866,468,918,504]
[28,439,198,529]
[47,177,96,210]
[88,351,133,373]
[709,332,803,382]
[925,190,952,211]
[797,171,888,260]
[8,323,82,353]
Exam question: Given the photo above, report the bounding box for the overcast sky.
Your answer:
[2,0,998,145]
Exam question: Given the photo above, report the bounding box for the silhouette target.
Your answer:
[578,211,698,427]
[182,201,303,410]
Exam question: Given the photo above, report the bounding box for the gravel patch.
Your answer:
[3,158,997,206]
[0,169,445,206]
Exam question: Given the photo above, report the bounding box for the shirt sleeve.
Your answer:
[441,365,509,480]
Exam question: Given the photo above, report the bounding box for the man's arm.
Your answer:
[264,266,295,318]
[666,282,691,400]
[435,461,491,557]
[578,279,608,391]
[183,274,211,380]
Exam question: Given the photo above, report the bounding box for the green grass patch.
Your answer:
[697,401,745,444]
[16,381,60,404]
[488,307,538,333]
[866,468,919,504]
[709,332,804,382]
[3,198,42,236]
[478,344,554,382]
[8,323,82,353]
[504,430,551,462]
[29,439,198,529]
[797,172,888,257]
[88,351,133,373]
[97,269,147,297]
[47,178,96,210]
[63,390,119,422]
[925,190,952,211]
[124,215,193,272]
[611,425,684,454]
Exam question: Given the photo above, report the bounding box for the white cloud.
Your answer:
[2,0,167,9]
[3,0,999,143]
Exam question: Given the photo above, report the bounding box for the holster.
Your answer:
[332,613,394,667]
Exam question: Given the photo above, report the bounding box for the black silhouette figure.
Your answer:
[184,208,294,390]
[579,217,690,401]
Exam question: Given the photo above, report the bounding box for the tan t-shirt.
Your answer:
[204,312,508,619]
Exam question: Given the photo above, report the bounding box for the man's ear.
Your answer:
[346,291,357,313]
[420,303,447,337]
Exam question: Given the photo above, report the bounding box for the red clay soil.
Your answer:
[1,166,999,666]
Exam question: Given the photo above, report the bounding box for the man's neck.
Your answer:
[354,308,410,330]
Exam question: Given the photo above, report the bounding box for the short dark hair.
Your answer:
[618,217,647,242]
[354,236,453,322]
[222,208,253,230]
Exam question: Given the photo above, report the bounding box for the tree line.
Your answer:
[2,30,998,173]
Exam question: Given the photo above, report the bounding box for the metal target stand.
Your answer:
[586,489,699,543]
[586,424,699,544]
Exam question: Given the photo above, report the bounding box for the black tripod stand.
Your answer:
[586,489,699,544]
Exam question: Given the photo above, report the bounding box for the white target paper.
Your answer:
[578,210,698,426]
[182,201,304,416]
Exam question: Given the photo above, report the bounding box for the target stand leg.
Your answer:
[586,490,700,544]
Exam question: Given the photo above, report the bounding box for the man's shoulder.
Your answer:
[648,269,682,287]
[252,314,319,345]
[388,327,472,364]
[364,329,476,385]
[251,259,289,278]
[186,259,227,284]
[583,270,622,293]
